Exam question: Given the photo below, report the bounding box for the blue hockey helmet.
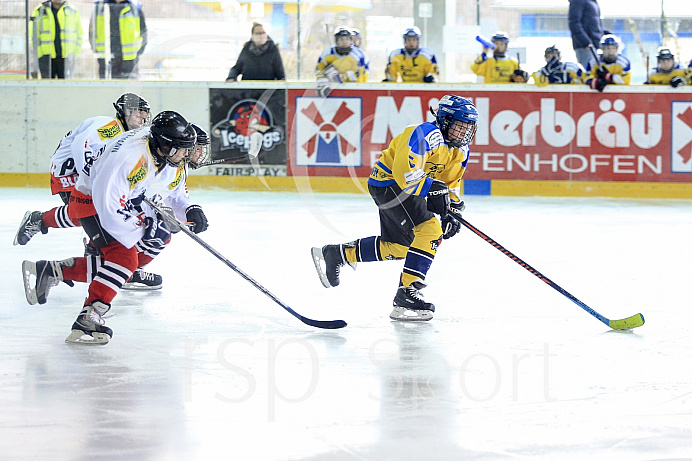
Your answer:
[434,95,479,148]
[403,26,421,40]
[600,34,620,48]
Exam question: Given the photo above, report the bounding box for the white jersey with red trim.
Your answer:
[85,127,162,248]
[50,116,125,193]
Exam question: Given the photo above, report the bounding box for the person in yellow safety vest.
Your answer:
[30,0,83,79]
[89,0,147,79]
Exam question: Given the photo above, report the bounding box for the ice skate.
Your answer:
[22,258,73,305]
[65,300,113,345]
[390,280,435,321]
[14,211,47,246]
[311,244,356,288]
[122,268,163,290]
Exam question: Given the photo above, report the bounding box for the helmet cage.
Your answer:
[114,93,151,131]
[334,27,353,54]
[434,95,479,148]
[188,123,212,169]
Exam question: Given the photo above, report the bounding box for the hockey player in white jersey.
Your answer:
[21,111,209,344]
[14,92,151,245]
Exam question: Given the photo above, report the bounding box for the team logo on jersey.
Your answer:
[96,120,122,141]
[168,166,184,190]
[126,155,148,190]
[295,97,362,167]
[212,99,283,155]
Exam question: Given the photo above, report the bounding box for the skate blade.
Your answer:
[65,330,110,345]
[13,210,32,246]
[21,260,38,305]
[122,282,162,291]
[310,247,332,288]
[389,306,434,322]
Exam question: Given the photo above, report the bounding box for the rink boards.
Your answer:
[2,81,692,198]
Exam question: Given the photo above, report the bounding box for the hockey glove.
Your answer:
[185,205,208,234]
[589,77,609,92]
[545,56,561,74]
[423,73,436,83]
[156,206,181,233]
[426,180,450,218]
[510,69,529,83]
[441,201,465,239]
[316,77,330,98]
[670,76,687,88]
[140,217,171,253]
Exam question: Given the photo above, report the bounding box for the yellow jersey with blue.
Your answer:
[471,53,521,84]
[368,122,468,203]
[385,47,440,83]
[647,64,692,85]
[316,46,369,82]
[586,54,631,85]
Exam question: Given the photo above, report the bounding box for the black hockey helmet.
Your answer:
[114,93,151,131]
[148,111,196,167]
[188,123,211,169]
[656,46,674,61]
[334,26,353,55]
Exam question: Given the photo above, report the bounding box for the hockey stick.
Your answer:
[143,198,347,330]
[200,132,263,167]
[588,44,608,73]
[448,208,644,330]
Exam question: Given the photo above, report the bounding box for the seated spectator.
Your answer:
[315,26,369,97]
[647,47,691,87]
[532,45,585,86]
[471,31,528,84]
[383,26,439,83]
[585,34,630,92]
[226,23,285,82]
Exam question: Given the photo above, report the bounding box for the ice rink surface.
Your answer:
[2,187,691,460]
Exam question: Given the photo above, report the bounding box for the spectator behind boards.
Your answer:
[646,47,691,87]
[383,26,440,83]
[532,45,585,86]
[30,0,83,79]
[568,0,605,70]
[585,34,631,92]
[226,23,285,82]
[471,31,528,84]
[89,0,147,79]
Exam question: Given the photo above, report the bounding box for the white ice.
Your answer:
[2,187,691,460]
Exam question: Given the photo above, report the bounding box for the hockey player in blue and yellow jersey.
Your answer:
[472,31,528,84]
[315,26,368,97]
[647,46,691,87]
[384,27,440,83]
[532,45,585,86]
[586,34,631,91]
[311,95,479,321]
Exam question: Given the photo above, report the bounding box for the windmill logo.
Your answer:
[671,102,692,173]
[295,97,362,167]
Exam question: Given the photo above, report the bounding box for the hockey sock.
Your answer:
[61,257,88,283]
[85,241,137,305]
[346,236,409,263]
[400,217,441,287]
[42,206,79,229]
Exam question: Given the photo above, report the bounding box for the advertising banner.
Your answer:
[287,88,692,183]
[209,88,287,176]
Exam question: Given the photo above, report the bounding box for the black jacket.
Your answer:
[226,37,285,81]
[568,0,604,49]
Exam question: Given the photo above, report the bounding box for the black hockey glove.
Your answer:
[510,69,529,82]
[156,206,181,233]
[670,76,687,88]
[140,216,171,253]
[441,201,465,239]
[545,56,561,74]
[423,73,436,83]
[590,77,608,92]
[186,204,208,234]
[426,179,450,218]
